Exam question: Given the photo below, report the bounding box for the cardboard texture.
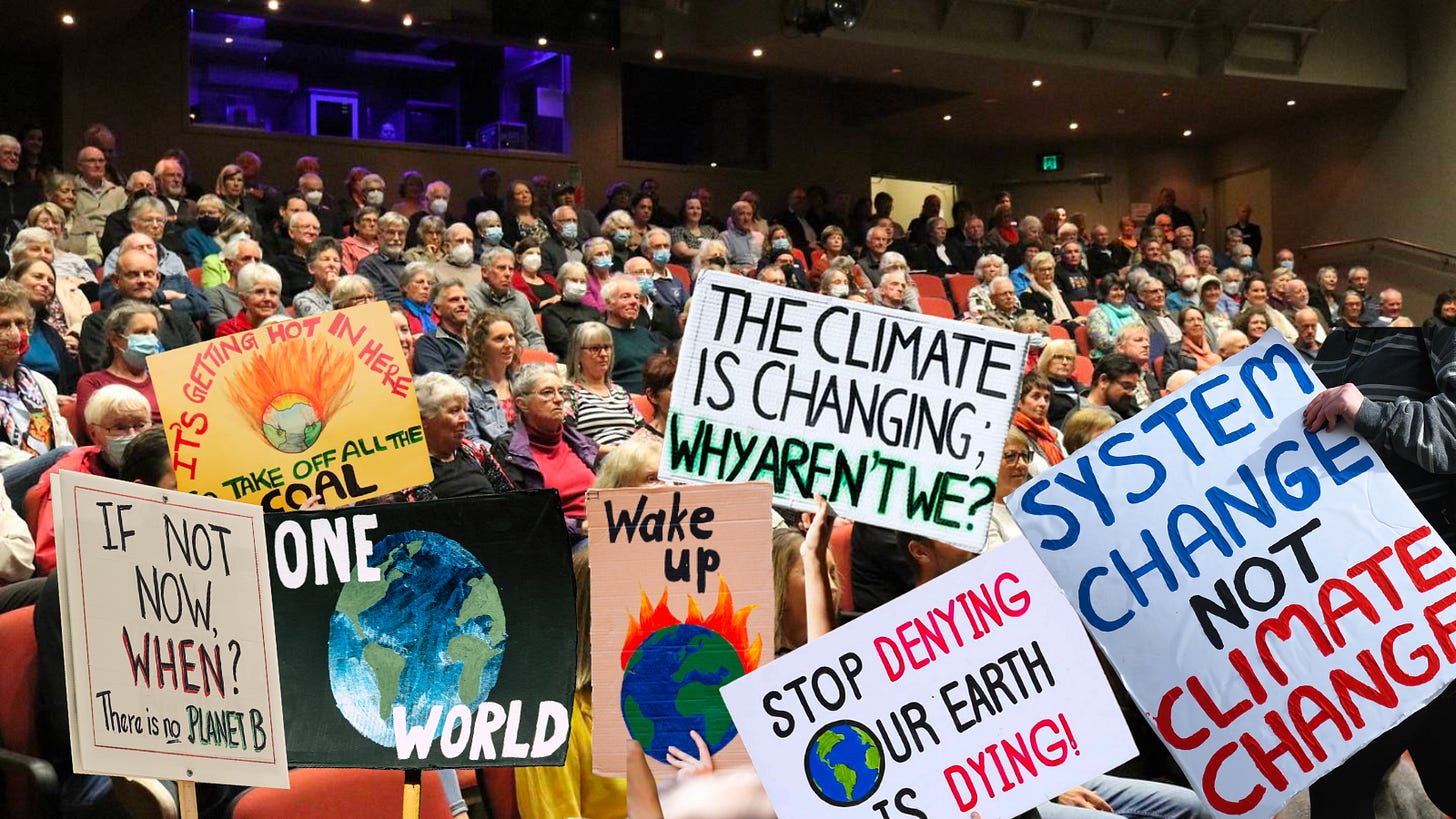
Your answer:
[149,300,431,510]
[586,481,775,777]
[264,492,576,768]
[662,271,1029,553]
[54,472,289,788]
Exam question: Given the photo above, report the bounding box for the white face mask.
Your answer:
[364,190,385,207]
[829,284,850,298]
[303,190,323,207]
[429,197,449,216]
[447,244,474,266]
[562,280,587,302]
[522,254,543,274]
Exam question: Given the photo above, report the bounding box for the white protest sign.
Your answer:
[54,471,288,788]
[1009,333,1456,818]
[720,537,1135,817]
[663,271,1029,551]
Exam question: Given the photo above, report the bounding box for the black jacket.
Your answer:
[80,302,200,373]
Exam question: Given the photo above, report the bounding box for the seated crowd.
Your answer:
[0,125,1444,819]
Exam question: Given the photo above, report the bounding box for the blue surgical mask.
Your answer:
[612,230,631,248]
[591,255,613,270]
[559,222,579,241]
[123,333,163,369]
[771,238,791,252]
[638,278,655,298]
[483,226,503,245]
[1279,259,1294,271]
[652,248,671,266]
[1238,256,1255,270]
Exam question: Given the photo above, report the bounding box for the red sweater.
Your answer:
[527,426,593,521]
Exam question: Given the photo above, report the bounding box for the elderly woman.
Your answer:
[30,384,150,574]
[75,301,164,442]
[330,275,375,312]
[405,215,446,264]
[633,352,675,442]
[215,262,282,336]
[1011,372,1065,477]
[42,172,101,266]
[215,163,248,220]
[396,262,437,336]
[340,206,379,275]
[1198,273,1234,343]
[1035,338,1083,427]
[457,309,519,444]
[818,261,854,299]
[7,259,78,394]
[565,322,641,449]
[1165,306,1222,375]
[986,426,1033,550]
[601,209,635,267]
[10,228,90,342]
[24,206,92,284]
[690,238,729,283]
[963,253,1008,320]
[1234,308,1269,344]
[670,195,719,265]
[582,236,616,309]
[1087,276,1144,359]
[542,261,604,359]
[476,209,505,252]
[180,194,227,276]
[291,238,342,318]
[499,364,599,542]
[761,224,807,271]
[0,280,76,513]
[810,225,868,292]
[398,372,515,502]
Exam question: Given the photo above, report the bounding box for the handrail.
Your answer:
[1299,237,1456,265]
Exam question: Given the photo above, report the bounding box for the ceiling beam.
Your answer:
[970,0,1197,32]
[1083,0,1117,50]
[1019,0,1042,40]
[939,0,959,31]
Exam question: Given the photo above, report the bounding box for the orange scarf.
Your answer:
[1013,410,1064,466]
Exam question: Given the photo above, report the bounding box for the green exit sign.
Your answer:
[1039,152,1064,172]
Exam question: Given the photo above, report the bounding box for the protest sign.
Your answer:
[53,471,288,788]
[150,301,431,511]
[264,491,576,767]
[1009,333,1456,818]
[721,537,1135,817]
[586,482,774,777]
[661,270,1029,552]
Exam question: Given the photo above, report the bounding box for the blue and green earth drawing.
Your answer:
[621,623,745,764]
[804,719,885,806]
[328,530,508,747]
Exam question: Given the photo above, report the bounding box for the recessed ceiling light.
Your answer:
[983,98,999,104]
[751,47,764,58]
[890,67,902,74]
[1286,99,1297,106]
[1069,122,1079,130]
[942,114,953,121]
[266,0,280,10]
[60,12,75,25]
[653,49,664,60]
[709,162,718,168]
[1161,90,1172,97]
[537,36,548,46]
[1182,129,1193,137]
[1031,79,1043,88]
[1116,108,1125,114]
[224,36,234,43]
[402,13,413,26]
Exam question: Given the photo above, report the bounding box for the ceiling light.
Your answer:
[983,98,999,104]
[1031,79,1043,88]
[402,13,413,26]
[266,0,280,10]
[1069,122,1079,130]
[224,36,234,43]
[751,47,764,58]
[942,114,953,121]
[537,36,549,46]
[890,68,902,74]
[60,12,75,25]
[709,162,718,168]
[1182,129,1193,137]
[653,49,664,60]
[1161,90,1172,97]
[1286,99,1297,106]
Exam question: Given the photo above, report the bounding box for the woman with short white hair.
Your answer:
[397,371,516,502]
[215,262,282,336]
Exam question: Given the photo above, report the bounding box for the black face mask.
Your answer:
[705,257,727,267]
[196,215,221,235]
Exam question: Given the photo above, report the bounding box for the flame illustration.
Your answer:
[225,336,355,452]
[621,578,761,673]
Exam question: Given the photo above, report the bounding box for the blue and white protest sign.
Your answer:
[663,271,1029,552]
[721,538,1135,818]
[1009,333,1456,818]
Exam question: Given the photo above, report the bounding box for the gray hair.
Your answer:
[377,211,409,233]
[416,215,446,237]
[482,246,515,268]
[880,251,909,272]
[601,273,638,303]
[221,234,258,263]
[566,321,613,382]
[307,237,341,265]
[583,236,613,259]
[43,172,76,197]
[414,372,468,419]
[8,227,53,263]
[195,193,225,212]
[551,205,576,223]
[431,277,465,304]
[397,260,434,291]
[237,262,282,294]
[509,362,561,398]
[556,261,588,286]
[475,210,501,229]
[84,384,150,426]
[330,275,374,308]
[287,210,320,230]
[127,196,166,222]
[644,227,670,245]
[0,135,17,152]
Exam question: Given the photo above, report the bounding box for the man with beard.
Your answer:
[1069,353,1142,421]
[356,211,410,303]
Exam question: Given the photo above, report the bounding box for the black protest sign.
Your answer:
[264,491,575,767]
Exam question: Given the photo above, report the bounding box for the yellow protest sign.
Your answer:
[150,301,431,510]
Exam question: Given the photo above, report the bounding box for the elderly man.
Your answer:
[1085,224,1123,282]
[99,171,162,256]
[1293,308,1322,364]
[602,274,667,394]
[430,222,484,298]
[1113,324,1161,409]
[722,201,763,272]
[541,204,584,277]
[72,147,124,239]
[266,209,320,305]
[204,236,261,330]
[550,182,600,238]
[1214,226,1244,271]
[153,157,196,224]
[979,276,1025,330]
[356,211,410,303]
[1168,225,1196,269]
[911,217,969,276]
[955,215,992,270]
[1366,288,1403,326]
[1134,276,1181,364]
[758,265,788,287]
[872,269,919,313]
[1232,243,1259,274]
[234,150,278,226]
[624,256,681,341]
[858,224,893,286]
[1130,238,1177,294]
[1228,203,1262,258]
[408,180,455,247]
[261,194,309,259]
[641,228,688,311]
[80,249,200,372]
[475,248,546,350]
[411,280,472,376]
[0,135,40,250]
[297,172,344,238]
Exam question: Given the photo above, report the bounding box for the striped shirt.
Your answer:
[566,382,640,447]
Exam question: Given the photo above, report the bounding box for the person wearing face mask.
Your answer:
[75,301,164,442]
[541,205,585,277]
[296,172,344,239]
[181,194,228,276]
[358,172,388,215]
[601,209,635,269]
[476,210,506,252]
[623,257,680,343]
[29,383,150,575]
[356,211,411,304]
[541,261,605,360]
[407,180,454,249]
[429,222,484,301]
[690,238,731,283]
[1232,243,1259,274]
[1167,263,1201,313]
[0,280,76,515]
[510,239,559,314]
[641,228,688,311]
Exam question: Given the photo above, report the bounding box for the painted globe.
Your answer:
[804,720,884,806]
[261,392,323,453]
[620,623,744,763]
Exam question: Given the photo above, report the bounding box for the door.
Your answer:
[870,176,958,238]
[1214,168,1273,270]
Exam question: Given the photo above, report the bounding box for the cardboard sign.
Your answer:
[721,537,1136,817]
[264,492,576,767]
[53,472,288,788]
[662,271,1029,552]
[150,301,431,511]
[1008,334,1456,818]
[586,482,774,777]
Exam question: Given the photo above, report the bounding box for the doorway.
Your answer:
[870,176,959,238]
[1214,168,1273,270]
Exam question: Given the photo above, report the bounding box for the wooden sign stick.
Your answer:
[178,779,198,819]
[402,769,422,819]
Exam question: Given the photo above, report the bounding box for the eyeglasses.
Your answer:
[530,387,564,399]
[1002,451,1033,464]
[582,345,612,354]
[1048,354,1075,362]
[101,421,150,436]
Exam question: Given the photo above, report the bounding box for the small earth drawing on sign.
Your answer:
[328,530,508,747]
[804,719,885,807]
